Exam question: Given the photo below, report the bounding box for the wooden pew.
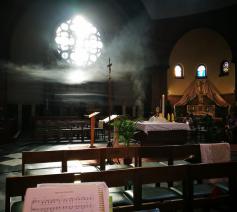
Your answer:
[22,147,139,176]
[132,165,187,211]
[22,145,201,176]
[100,146,139,170]
[5,173,75,212]
[22,150,65,175]
[8,166,187,212]
[63,148,102,172]
[170,144,201,164]
[79,168,136,211]
[185,162,237,212]
[7,162,237,212]
[22,148,102,175]
[80,165,187,211]
[33,117,88,142]
[137,144,201,191]
[138,144,201,167]
[80,162,237,211]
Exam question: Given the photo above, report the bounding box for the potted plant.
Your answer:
[113,117,136,164]
[113,117,136,147]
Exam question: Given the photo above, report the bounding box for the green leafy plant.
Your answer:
[113,118,136,146]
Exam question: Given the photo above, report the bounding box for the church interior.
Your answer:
[1,0,237,211]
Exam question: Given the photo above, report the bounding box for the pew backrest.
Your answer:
[7,161,237,212]
[100,146,139,169]
[138,144,201,166]
[134,165,187,210]
[80,168,136,211]
[79,168,136,187]
[22,145,202,176]
[63,148,102,171]
[22,150,65,175]
[185,161,237,212]
[22,148,103,175]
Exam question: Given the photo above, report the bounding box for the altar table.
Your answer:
[134,121,190,146]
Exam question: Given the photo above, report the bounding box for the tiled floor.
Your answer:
[0,138,107,212]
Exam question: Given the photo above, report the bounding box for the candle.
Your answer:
[162,94,165,118]
[171,113,175,122]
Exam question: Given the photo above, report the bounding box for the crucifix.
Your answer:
[197,80,204,105]
[107,58,113,147]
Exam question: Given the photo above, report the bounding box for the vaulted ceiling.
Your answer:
[141,0,237,19]
[1,0,237,61]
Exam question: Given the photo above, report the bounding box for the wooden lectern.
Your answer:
[101,115,119,147]
[87,112,100,148]
[102,114,119,124]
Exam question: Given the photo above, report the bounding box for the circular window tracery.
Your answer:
[55,15,103,67]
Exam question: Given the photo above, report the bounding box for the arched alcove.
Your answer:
[168,28,235,106]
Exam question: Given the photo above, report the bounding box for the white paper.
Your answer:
[23,182,109,212]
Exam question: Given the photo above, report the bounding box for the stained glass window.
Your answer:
[196,64,207,78]
[220,60,230,76]
[55,15,103,67]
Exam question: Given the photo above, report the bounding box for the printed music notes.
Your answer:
[23,182,109,212]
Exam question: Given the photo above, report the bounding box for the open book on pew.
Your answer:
[23,182,109,212]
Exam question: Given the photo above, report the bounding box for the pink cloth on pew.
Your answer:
[200,142,230,184]
[200,143,230,163]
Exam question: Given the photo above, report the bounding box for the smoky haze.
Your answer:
[3,14,150,83]
[3,14,151,110]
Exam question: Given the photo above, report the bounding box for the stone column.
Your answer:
[31,104,36,117]
[132,105,137,118]
[122,104,126,115]
[18,104,22,131]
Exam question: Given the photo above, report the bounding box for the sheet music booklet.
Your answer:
[23,182,109,212]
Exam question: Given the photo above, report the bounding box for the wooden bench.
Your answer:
[101,147,139,170]
[185,161,237,212]
[7,166,187,212]
[22,150,65,175]
[79,168,136,211]
[79,165,187,211]
[22,145,201,176]
[63,148,102,172]
[132,165,187,211]
[22,147,139,175]
[138,144,201,167]
[81,162,237,211]
[34,118,89,142]
[6,162,237,212]
[22,148,102,175]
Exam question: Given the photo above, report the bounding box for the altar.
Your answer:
[174,79,230,118]
[134,121,190,146]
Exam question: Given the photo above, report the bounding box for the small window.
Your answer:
[174,64,184,78]
[220,60,230,76]
[196,64,207,78]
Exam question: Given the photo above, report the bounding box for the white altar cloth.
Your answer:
[136,121,190,134]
